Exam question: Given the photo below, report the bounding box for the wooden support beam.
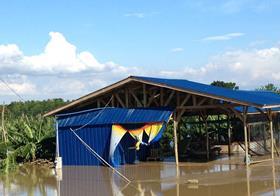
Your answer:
[125,88,129,107]
[143,84,147,107]
[129,89,143,107]
[192,95,197,106]
[160,88,164,106]
[164,91,175,106]
[177,109,186,121]
[201,114,209,161]
[177,103,239,110]
[147,90,158,107]
[227,107,244,122]
[197,97,207,106]
[111,95,115,107]
[97,99,101,108]
[176,92,180,106]
[173,111,179,167]
[227,115,232,157]
[115,93,125,108]
[179,94,191,107]
[268,109,275,160]
[243,106,249,166]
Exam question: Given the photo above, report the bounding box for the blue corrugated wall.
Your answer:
[59,125,112,166]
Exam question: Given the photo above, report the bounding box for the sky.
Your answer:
[1,0,280,103]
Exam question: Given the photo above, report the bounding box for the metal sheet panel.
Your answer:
[57,108,173,128]
[59,125,112,166]
[133,76,280,108]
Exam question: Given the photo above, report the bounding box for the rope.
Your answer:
[0,78,25,102]
[65,95,132,183]
[72,96,113,131]
[70,128,131,183]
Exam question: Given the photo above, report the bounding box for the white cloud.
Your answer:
[159,46,280,88]
[0,32,140,102]
[124,12,145,18]
[201,33,245,41]
[0,32,130,75]
[171,48,184,52]
[124,11,159,18]
[0,75,36,96]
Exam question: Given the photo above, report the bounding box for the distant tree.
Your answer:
[211,81,239,90]
[6,98,68,117]
[256,83,280,94]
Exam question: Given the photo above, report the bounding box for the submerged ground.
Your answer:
[0,155,279,196]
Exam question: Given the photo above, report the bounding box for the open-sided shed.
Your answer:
[46,76,280,166]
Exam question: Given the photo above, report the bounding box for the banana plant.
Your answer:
[0,115,55,173]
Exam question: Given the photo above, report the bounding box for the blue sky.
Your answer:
[0,0,280,102]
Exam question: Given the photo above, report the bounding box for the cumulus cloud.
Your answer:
[201,33,245,41]
[0,75,36,96]
[0,32,131,75]
[159,46,280,88]
[0,32,140,102]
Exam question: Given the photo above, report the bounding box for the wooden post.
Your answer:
[269,110,274,160]
[204,116,209,161]
[272,160,276,195]
[1,104,7,143]
[173,111,179,167]
[56,119,59,157]
[246,165,251,196]
[227,115,231,157]
[248,125,251,151]
[243,106,249,166]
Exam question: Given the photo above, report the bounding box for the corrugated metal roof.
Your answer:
[57,107,173,128]
[133,76,280,108]
[235,106,280,114]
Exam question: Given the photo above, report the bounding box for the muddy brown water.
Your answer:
[0,155,279,196]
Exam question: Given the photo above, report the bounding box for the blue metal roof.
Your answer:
[132,76,280,108]
[235,106,280,113]
[56,107,173,128]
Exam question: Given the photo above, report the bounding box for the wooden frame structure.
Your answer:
[45,76,280,166]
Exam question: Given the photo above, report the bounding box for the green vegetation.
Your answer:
[0,81,279,171]
[211,80,239,90]
[256,83,280,94]
[0,99,67,173]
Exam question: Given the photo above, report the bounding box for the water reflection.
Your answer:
[0,164,57,196]
[0,158,279,196]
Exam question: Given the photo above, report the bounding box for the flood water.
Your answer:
[0,155,279,196]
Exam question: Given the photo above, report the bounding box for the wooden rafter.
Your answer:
[164,90,175,106]
[147,90,158,107]
[129,89,143,107]
[115,93,125,108]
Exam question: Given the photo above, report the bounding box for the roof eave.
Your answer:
[44,76,134,117]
